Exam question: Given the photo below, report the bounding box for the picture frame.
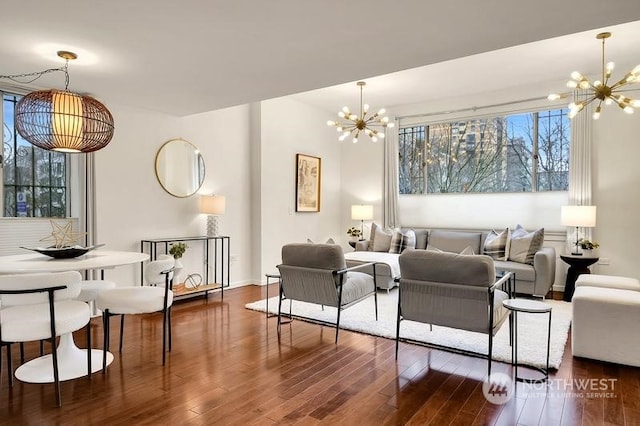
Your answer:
[295,154,321,212]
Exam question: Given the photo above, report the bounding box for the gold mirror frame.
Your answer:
[154,138,205,198]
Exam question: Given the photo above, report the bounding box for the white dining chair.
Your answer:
[0,271,91,406]
[96,257,175,369]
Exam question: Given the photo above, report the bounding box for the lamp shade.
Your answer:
[200,195,226,215]
[15,89,114,153]
[561,205,596,227]
[351,204,373,221]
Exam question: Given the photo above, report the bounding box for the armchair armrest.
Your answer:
[490,271,514,297]
[533,247,556,295]
[354,240,370,251]
[336,261,377,275]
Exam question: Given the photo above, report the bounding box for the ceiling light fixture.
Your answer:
[548,32,640,120]
[327,81,394,143]
[0,51,114,153]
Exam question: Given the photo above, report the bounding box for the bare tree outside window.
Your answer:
[2,93,67,217]
[398,108,569,194]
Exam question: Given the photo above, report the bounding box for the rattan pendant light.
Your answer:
[13,51,114,153]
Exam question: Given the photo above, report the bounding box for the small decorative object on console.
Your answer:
[21,244,104,259]
[578,239,599,250]
[169,242,188,259]
[347,227,362,240]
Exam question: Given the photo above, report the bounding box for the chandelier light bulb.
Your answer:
[548,93,561,100]
[352,137,358,143]
[550,32,639,120]
[327,120,335,126]
[363,104,369,112]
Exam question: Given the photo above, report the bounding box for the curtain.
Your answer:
[383,118,399,228]
[567,90,593,246]
[80,152,98,278]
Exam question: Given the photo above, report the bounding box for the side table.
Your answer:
[560,254,599,301]
[503,298,552,383]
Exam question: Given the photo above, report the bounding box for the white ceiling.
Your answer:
[1,1,640,117]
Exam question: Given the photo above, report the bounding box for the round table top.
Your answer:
[0,250,149,273]
[560,254,599,267]
[503,298,552,313]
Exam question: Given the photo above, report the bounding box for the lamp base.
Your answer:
[206,215,219,237]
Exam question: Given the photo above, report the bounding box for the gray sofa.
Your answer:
[345,228,556,297]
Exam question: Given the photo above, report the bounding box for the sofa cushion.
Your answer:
[509,225,544,265]
[389,229,416,254]
[494,260,536,282]
[483,228,510,260]
[370,222,394,252]
[427,230,482,254]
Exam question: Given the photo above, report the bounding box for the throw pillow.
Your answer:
[460,245,475,255]
[306,238,336,244]
[389,229,416,254]
[370,222,394,252]
[509,225,544,265]
[483,228,510,260]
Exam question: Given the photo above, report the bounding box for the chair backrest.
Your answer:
[144,257,175,286]
[398,249,497,334]
[0,271,82,307]
[281,243,346,270]
[277,243,347,307]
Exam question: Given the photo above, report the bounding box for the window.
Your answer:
[2,93,67,217]
[398,108,570,194]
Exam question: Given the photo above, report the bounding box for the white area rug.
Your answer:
[245,289,572,369]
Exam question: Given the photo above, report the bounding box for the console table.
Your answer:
[140,236,230,300]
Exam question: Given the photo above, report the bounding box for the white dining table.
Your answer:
[0,249,149,383]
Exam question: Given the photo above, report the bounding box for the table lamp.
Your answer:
[200,195,226,237]
[351,204,373,240]
[561,205,596,255]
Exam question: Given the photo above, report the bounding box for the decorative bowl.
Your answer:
[21,244,105,259]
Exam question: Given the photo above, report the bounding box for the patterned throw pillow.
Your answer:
[370,222,394,252]
[483,228,510,260]
[389,229,416,254]
[508,225,544,265]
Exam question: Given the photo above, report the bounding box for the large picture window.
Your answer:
[399,108,570,194]
[2,93,67,217]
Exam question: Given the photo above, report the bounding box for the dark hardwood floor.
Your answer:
[1,284,639,425]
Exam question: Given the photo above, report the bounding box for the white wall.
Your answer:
[259,97,343,277]
[94,102,254,288]
[591,111,640,278]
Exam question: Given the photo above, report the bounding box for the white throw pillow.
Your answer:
[508,225,544,265]
[460,245,475,255]
[483,228,510,260]
[389,229,416,254]
[370,222,394,252]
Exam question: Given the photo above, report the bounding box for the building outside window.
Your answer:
[398,108,570,194]
[2,93,67,217]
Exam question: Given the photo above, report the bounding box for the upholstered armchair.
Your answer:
[396,249,513,374]
[277,243,378,343]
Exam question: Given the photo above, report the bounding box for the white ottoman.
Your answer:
[575,274,640,291]
[572,283,640,367]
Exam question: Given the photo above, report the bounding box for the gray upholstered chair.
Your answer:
[277,243,378,343]
[396,249,513,374]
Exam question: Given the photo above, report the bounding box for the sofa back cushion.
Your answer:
[427,230,482,254]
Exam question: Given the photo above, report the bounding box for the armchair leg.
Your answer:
[6,344,12,387]
[168,307,173,351]
[395,287,402,360]
[162,308,167,366]
[277,285,283,335]
[488,333,494,377]
[335,309,342,344]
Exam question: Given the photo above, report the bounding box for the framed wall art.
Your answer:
[295,154,321,212]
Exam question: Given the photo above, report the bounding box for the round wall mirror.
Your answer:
[155,138,205,198]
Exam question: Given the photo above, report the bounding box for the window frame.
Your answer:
[398,105,570,195]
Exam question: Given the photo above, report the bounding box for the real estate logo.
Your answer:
[483,373,514,405]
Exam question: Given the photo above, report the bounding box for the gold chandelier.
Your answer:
[548,32,640,120]
[327,81,394,143]
[1,51,114,153]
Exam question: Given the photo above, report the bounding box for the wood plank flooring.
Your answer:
[0,284,639,425]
